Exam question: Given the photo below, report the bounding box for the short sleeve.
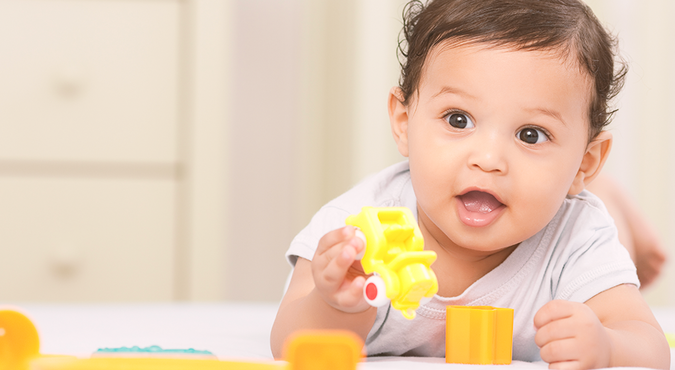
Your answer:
[550,193,639,303]
[285,205,352,266]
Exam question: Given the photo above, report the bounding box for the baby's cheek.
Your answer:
[515,180,566,223]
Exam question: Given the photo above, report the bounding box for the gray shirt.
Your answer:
[285,161,639,361]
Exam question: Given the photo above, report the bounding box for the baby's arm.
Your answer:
[534,284,670,370]
[270,226,377,358]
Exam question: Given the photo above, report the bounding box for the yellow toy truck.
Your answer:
[346,207,438,320]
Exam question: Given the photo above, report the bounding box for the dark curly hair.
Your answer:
[397,0,627,141]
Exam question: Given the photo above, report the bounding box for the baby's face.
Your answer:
[398,42,593,253]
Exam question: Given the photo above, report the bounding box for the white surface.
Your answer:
[19,303,276,360]
[12,303,674,370]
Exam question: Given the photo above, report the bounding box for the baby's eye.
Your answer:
[445,112,474,129]
[517,127,549,144]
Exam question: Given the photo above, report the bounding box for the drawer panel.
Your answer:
[0,0,180,163]
[0,176,175,301]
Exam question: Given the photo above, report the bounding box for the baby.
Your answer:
[271,1,670,369]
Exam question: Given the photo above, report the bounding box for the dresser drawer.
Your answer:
[0,0,180,163]
[0,177,175,301]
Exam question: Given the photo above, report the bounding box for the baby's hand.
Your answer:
[534,300,611,370]
[312,225,371,314]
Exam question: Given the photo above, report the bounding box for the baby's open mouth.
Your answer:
[459,191,504,213]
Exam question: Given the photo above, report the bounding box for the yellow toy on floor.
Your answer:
[445,306,514,365]
[346,206,438,320]
[0,308,362,370]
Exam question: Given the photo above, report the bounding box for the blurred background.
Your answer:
[0,0,672,306]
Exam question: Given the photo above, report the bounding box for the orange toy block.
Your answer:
[283,330,362,370]
[446,305,514,365]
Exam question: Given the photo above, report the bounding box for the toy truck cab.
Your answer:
[346,207,438,320]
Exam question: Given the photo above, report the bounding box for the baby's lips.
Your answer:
[459,190,504,213]
[456,189,506,227]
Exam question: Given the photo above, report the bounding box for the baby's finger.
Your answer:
[316,242,359,289]
[334,275,367,308]
[547,360,582,370]
[316,235,364,269]
[534,317,575,348]
[533,300,575,329]
[316,226,355,255]
[539,337,579,365]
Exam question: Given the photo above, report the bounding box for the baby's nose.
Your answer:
[467,133,508,174]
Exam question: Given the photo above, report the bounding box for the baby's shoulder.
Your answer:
[559,190,614,228]
[544,189,620,254]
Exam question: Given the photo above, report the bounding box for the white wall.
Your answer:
[584,0,675,305]
[223,0,407,301]
[351,0,409,182]
[224,0,303,301]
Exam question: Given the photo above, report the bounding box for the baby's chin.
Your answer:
[443,233,521,257]
[461,242,519,256]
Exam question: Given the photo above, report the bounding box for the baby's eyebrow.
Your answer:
[527,107,567,126]
[430,85,478,101]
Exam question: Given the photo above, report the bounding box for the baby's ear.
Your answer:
[388,87,410,157]
[568,131,613,196]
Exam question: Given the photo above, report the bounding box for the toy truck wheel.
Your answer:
[363,275,390,307]
[354,229,366,260]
